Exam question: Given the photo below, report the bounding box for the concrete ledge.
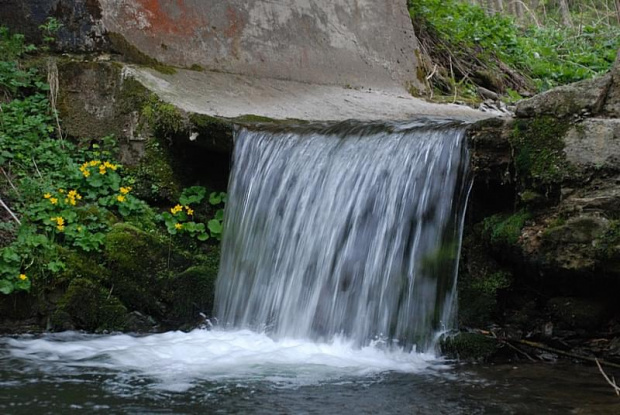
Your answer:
[124,66,489,122]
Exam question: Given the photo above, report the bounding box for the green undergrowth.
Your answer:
[409,0,620,99]
[483,210,531,246]
[0,25,225,327]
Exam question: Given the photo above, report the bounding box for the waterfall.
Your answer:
[215,119,472,351]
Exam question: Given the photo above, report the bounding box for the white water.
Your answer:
[217,120,471,350]
[5,329,441,392]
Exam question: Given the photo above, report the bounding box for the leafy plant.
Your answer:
[38,17,62,49]
[161,188,226,242]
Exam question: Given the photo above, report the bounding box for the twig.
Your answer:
[596,358,620,396]
[32,156,43,179]
[0,167,19,196]
[426,64,438,100]
[449,56,457,104]
[504,340,537,362]
[0,195,21,225]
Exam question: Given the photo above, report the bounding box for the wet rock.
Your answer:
[103,223,191,317]
[124,311,157,333]
[546,297,612,331]
[166,257,219,325]
[439,332,499,362]
[52,278,127,332]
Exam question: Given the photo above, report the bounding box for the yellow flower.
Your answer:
[19,274,27,281]
[120,186,132,195]
[57,225,65,232]
[58,189,65,193]
[89,160,100,167]
[44,193,51,199]
[82,170,91,178]
[56,217,64,226]
[117,195,126,203]
[175,223,183,230]
[170,204,183,215]
[77,226,83,232]
[50,197,58,205]
[99,167,107,175]
[185,206,194,215]
[104,161,118,170]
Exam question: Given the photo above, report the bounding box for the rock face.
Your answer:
[2,0,425,92]
[463,56,620,359]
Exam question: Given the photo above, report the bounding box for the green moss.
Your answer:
[108,32,177,75]
[131,138,181,203]
[52,278,127,331]
[167,248,220,323]
[439,332,498,361]
[596,220,620,268]
[471,271,511,296]
[141,95,186,134]
[233,114,279,123]
[188,64,204,72]
[118,76,151,114]
[57,248,109,284]
[459,269,512,327]
[483,210,531,246]
[510,116,571,189]
[103,223,191,316]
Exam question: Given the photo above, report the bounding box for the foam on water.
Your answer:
[5,329,442,391]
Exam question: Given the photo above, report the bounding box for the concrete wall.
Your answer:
[1,0,424,92]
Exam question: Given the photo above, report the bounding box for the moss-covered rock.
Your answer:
[510,116,571,196]
[130,138,182,204]
[52,278,127,331]
[166,247,220,325]
[458,231,514,328]
[103,223,190,316]
[439,332,499,361]
[482,210,531,247]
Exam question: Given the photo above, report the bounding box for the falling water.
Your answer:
[216,119,472,351]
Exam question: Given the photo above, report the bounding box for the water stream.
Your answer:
[217,119,471,350]
[1,119,617,413]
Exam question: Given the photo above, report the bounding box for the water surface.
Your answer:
[1,330,618,414]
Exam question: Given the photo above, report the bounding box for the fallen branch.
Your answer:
[0,195,21,225]
[1,167,19,196]
[472,329,620,370]
[509,338,620,370]
[596,358,620,396]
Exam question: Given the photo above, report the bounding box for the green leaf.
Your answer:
[47,260,65,273]
[0,280,14,295]
[208,219,222,234]
[208,192,222,205]
[215,209,224,221]
[180,186,207,205]
[197,232,209,241]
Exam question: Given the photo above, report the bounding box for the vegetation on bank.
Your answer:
[409,0,620,100]
[0,24,224,329]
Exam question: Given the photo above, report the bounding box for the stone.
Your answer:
[516,74,612,119]
[546,297,611,331]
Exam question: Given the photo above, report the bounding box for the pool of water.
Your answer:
[1,330,618,414]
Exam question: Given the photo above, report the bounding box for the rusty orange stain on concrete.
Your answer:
[125,0,206,36]
[224,6,243,38]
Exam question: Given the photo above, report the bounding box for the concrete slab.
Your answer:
[124,66,490,122]
[101,0,423,92]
